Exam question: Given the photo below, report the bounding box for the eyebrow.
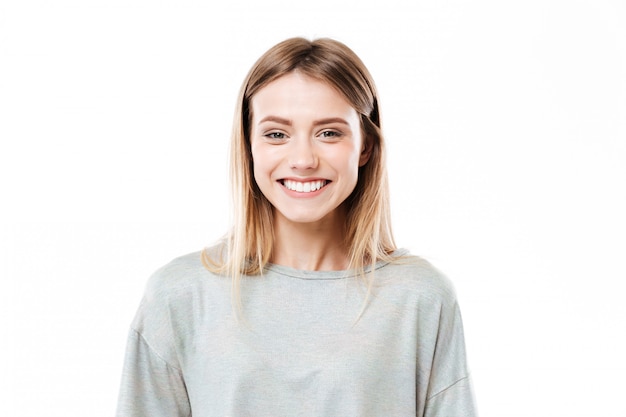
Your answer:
[257,116,350,127]
[258,116,292,126]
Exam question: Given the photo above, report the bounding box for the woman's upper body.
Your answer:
[116,37,477,416]
[116,246,476,417]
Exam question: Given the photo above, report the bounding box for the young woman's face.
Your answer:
[250,72,370,226]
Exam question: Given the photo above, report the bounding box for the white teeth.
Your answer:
[283,180,327,193]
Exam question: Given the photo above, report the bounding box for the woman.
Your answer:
[116,37,477,416]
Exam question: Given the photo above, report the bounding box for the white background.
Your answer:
[1,0,625,416]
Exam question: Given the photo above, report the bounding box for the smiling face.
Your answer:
[249,71,371,227]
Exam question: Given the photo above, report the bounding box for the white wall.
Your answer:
[1,0,625,416]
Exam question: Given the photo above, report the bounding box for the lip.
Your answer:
[277,178,331,197]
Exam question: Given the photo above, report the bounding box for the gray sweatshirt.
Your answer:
[116,248,477,416]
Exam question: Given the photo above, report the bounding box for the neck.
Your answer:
[270,210,351,271]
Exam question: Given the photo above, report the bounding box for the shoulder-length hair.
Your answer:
[203,37,396,302]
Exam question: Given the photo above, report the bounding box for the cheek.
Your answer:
[251,156,264,184]
[250,146,273,185]
[334,148,362,175]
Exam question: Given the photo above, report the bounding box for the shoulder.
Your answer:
[134,249,228,329]
[376,251,459,308]
[145,240,231,294]
[143,251,210,301]
[130,249,230,361]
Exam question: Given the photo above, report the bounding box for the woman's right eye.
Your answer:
[265,132,286,140]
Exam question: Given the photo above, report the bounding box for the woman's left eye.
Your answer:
[320,130,341,139]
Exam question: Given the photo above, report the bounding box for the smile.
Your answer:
[281,179,328,193]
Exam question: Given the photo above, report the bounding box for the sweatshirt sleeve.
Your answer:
[116,328,191,417]
[425,376,476,417]
[116,260,193,417]
[423,295,478,416]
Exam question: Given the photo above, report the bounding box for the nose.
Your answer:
[288,138,318,170]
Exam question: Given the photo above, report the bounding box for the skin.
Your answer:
[250,71,371,271]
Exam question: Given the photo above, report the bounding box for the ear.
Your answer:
[359,135,373,167]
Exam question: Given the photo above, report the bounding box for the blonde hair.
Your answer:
[203,37,397,309]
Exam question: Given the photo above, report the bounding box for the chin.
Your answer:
[275,208,338,225]
[281,214,328,224]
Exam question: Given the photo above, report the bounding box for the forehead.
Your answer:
[250,72,357,121]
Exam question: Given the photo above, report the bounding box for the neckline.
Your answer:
[262,248,408,280]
